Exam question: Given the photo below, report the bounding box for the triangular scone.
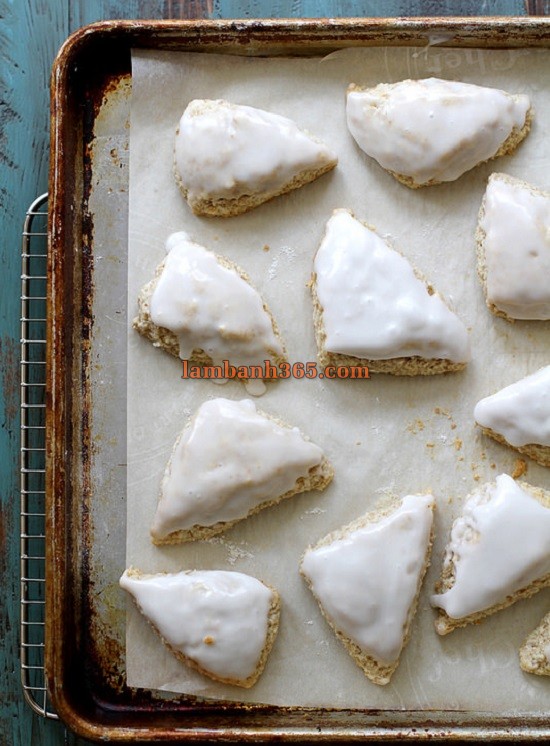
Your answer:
[346,78,531,188]
[474,366,550,468]
[174,99,338,217]
[311,209,470,375]
[519,611,550,677]
[431,474,550,635]
[300,494,435,686]
[151,398,333,545]
[133,232,286,394]
[120,568,280,688]
[476,173,550,320]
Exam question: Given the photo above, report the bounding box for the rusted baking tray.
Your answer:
[47,18,550,743]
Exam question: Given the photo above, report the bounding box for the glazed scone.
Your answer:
[519,611,550,677]
[151,398,333,545]
[120,568,280,688]
[346,78,531,188]
[431,474,550,635]
[474,366,550,468]
[133,232,286,395]
[300,494,435,686]
[476,173,550,320]
[174,99,338,217]
[311,209,470,375]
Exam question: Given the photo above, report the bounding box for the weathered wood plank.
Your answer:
[65,0,533,25]
[0,0,72,742]
[69,0,165,26]
[210,0,528,18]
[525,0,550,14]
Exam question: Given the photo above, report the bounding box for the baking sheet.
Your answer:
[126,46,550,709]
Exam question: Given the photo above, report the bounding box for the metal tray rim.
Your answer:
[46,16,550,743]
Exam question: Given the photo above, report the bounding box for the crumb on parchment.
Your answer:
[512,458,528,479]
[407,419,425,434]
[434,406,457,430]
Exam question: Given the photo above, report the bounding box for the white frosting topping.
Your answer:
[544,642,550,663]
[346,78,529,185]
[120,569,273,682]
[175,99,337,203]
[314,210,470,362]
[474,365,550,448]
[431,475,550,619]
[480,174,550,319]
[151,398,324,541]
[149,232,284,379]
[301,494,434,665]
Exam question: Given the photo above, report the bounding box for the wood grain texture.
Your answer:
[209,0,528,17]
[0,1,70,743]
[0,0,543,744]
[525,0,550,15]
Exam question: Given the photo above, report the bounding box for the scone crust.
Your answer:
[173,105,337,218]
[175,154,336,218]
[519,610,550,677]
[481,100,532,160]
[152,455,334,546]
[477,425,550,469]
[124,567,281,688]
[361,94,533,189]
[133,250,287,375]
[476,168,548,322]
[433,480,550,635]
[310,216,468,376]
[301,498,434,685]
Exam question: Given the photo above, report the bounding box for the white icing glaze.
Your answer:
[314,210,470,362]
[175,99,337,203]
[149,232,284,376]
[474,365,550,448]
[431,474,550,619]
[480,174,550,319]
[346,78,530,185]
[120,569,273,682]
[544,642,550,663]
[151,398,325,541]
[301,494,434,665]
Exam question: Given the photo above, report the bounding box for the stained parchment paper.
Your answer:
[127,46,550,709]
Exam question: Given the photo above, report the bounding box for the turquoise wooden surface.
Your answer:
[0,1,543,744]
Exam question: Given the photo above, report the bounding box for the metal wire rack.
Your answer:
[20,193,58,719]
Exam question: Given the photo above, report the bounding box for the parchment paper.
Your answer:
[127,46,550,709]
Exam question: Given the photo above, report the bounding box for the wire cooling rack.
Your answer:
[20,193,57,719]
